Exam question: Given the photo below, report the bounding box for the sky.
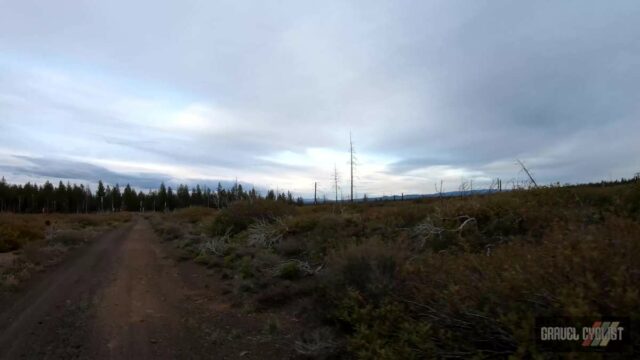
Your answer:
[1,0,639,198]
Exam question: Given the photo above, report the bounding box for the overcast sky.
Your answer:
[1,1,639,197]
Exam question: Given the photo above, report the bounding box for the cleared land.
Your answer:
[0,217,296,359]
[149,182,640,358]
[1,182,639,358]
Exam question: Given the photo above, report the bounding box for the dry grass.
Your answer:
[151,182,640,358]
[0,212,131,292]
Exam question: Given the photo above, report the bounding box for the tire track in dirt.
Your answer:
[0,224,133,359]
[0,217,298,359]
[87,219,185,359]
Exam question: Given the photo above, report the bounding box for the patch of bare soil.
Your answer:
[0,218,300,359]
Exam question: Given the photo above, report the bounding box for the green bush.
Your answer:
[337,291,433,360]
[239,256,254,279]
[325,240,404,304]
[277,260,302,280]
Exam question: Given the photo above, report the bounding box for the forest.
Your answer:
[0,177,304,213]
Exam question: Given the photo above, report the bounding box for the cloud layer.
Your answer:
[1,1,639,197]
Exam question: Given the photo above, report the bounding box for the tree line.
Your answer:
[0,177,304,213]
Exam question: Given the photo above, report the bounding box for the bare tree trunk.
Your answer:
[517,159,538,188]
[349,132,354,202]
[333,164,339,204]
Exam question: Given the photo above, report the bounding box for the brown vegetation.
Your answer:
[0,212,131,293]
[149,183,640,358]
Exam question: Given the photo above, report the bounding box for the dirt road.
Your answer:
[0,218,294,359]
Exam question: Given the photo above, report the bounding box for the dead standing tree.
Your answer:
[349,132,358,203]
[435,180,444,200]
[490,178,503,192]
[516,159,538,188]
[314,181,318,205]
[332,164,340,204]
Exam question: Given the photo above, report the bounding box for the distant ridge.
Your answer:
[302,189,502,204]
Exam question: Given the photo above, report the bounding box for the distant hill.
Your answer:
[302,189,502,204]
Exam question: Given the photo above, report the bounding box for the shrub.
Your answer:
[49,230,86,246]
[247,218,288,248]
[71,215,100,228]
[263,316,281,336]
[627,182,640,216]
[294,327,341,358]
[0,219,44,252]
[194,253,222,267]
[0,227,22,252]
[324,240,406,304]
[276,260,302,280]
[198,233,230,256]
[210,200,297,236]
[239,256,254,279]
[286,214,319,234]
[336,292,433,359]
[173,207,217,223]
[255,284,295,308]
[275,237,306,257]
[160,223,184,241]
[165,182,640,358]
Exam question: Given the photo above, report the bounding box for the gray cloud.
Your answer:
[0,155,258,192]
[1,1,639,196]
[0,156,170,189]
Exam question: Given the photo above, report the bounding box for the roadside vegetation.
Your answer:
[0,213,131,293]
[148,181,640,358]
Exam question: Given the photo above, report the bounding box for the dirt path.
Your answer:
[0,218,296,359]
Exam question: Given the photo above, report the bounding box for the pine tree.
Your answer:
[105,185,113,211]
[266,189,276,201]
[167,186,175,211]
[0,177,6,212]
[122,184,137,211]
[177,184,190,208]
[97,180,106,211]
[113,184,122,211]
[158,182,167,211]
[56,181,67,212]
[195,185,203,206]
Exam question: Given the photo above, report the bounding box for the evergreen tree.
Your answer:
[97,180,106,211]
[113,184,122,211]
[167,186,175,211]
[194,185,203,205]
[137,191,145,212]
[43,181,54,212]
[177,184,190,208]
[122,184,137,211]
[56,181,67,212]
[158,182,167,211]
[105,185,113,212]
[237,184,244,201]
[0,177,6,212]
